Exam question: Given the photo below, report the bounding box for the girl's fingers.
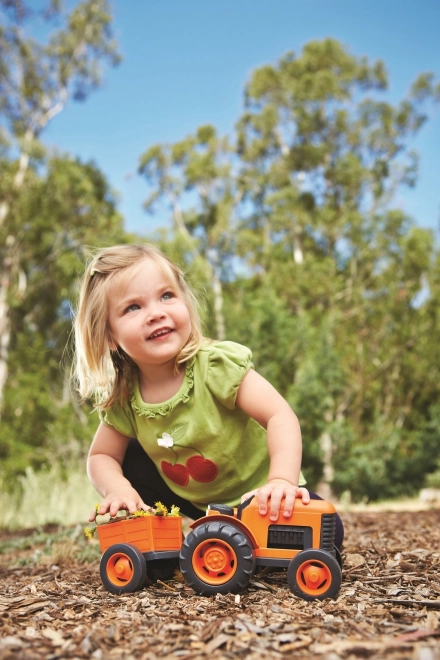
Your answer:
[281,489,297,517]
[260,484,308,519]
[89,500,152,522]
[241,485,310,521]
[270,486,299,519]
[268,485,290,519]
[254,488,270,515]
[108,500,124,517]
[89,495,152,523]
[296,487,310,503]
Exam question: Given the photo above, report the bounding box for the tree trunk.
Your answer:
[0,288,11,413]
[315,430,335,500]
[206,248,225,341]
[292,222,304,264]
[0,133,34,412]
[170,199,226,341]
[0,236,17,413]
[211,269,225,341]
[315,411,336,501]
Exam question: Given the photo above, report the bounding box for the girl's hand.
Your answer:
[88,486,151,522]
[241,479,310,521]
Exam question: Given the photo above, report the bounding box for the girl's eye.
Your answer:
[161,291,174,301]
[126,303,140,312]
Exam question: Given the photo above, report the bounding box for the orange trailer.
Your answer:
[97,515,182,594]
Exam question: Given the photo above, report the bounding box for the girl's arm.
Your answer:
[236,368,310,521]
[87,422,150,522]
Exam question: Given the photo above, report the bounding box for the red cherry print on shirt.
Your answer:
[161,461,189,486]
[186,456,218,483]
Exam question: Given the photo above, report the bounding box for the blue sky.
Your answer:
[43,0,440,235]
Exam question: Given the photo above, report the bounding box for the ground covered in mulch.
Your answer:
[1,509,440,660]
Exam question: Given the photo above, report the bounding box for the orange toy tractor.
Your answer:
[97,496,342,601]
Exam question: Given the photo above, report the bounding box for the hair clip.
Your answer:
[90,268,97,278]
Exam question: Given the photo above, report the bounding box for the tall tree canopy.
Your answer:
[1,27,439,503]
[0,156,126,479]
[0,0,125,481]
[0,0,120,411]
[140,39,440,499]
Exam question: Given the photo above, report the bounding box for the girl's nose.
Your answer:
[146,304,165,323]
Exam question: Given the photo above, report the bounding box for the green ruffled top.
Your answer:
[130,360,195,418]
[99,341,305,511]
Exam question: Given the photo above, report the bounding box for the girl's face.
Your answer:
[106,258,192,372]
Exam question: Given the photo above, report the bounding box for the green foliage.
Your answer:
[137,39,440,501]
[2,29,440,508]
[0,156,126,482]
[0,1,125,491]
[333,406,440,501]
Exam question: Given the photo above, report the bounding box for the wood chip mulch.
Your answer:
[1,509,440,660]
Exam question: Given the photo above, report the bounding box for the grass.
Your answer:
[0,464,98,530]
[0,465,102,567]
[0,522,102,566]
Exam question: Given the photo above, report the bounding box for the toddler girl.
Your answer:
[74,243,343,546]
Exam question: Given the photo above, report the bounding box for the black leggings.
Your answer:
[122,438,344,549]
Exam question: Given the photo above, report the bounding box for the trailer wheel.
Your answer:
[180,521,255,596]
[100,543,146,594]
[287,549,341,601]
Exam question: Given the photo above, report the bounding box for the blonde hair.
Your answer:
[73,244,204,409]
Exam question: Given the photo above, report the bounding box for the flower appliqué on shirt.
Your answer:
[157,423,218,487]
[157,433,174,448]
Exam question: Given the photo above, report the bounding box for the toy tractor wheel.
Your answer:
[287,549,341,601]
[100,543,147,594]
[180,521,255,596]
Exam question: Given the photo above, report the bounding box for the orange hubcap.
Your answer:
[106,553,135,586]
[192,539,237,585]
[296,560,332,596]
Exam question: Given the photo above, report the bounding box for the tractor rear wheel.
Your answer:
[180,521,255,596]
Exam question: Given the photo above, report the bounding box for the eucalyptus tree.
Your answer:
[235,39,440,496]
[139,125,239,340]
[134,38,440,497]
[0,0,120,411]
[0,155,126,481]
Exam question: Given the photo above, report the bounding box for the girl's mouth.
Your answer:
[147,328,173,340]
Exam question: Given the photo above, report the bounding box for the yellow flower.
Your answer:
[169,505,181,517]
[84,527,96,539]
[154,501,169,516]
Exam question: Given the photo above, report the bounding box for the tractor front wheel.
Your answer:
[287,549,341,601]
